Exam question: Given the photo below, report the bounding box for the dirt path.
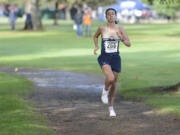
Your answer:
[1,67,180,135]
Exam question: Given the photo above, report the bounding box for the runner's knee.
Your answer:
[107,76,115,84]
[110,77,118,87]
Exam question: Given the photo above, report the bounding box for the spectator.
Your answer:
[9,7,17,30]
[83,10,92,37]
[74,9,83,37]
[70,5,77,20]
[24,13,33,30]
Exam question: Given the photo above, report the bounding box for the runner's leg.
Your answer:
[109,71,119,106]
[102,65,115,91]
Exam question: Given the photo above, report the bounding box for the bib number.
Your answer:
[104,41,118,53]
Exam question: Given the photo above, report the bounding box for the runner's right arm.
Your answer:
[93,26,102,55]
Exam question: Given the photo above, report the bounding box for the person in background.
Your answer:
[83,9,92,37]
[74,9,83,37]
[9,7,17,30]
[70,5,77,20]
[24,13,33,30]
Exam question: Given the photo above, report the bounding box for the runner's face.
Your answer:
[106,10,116,23]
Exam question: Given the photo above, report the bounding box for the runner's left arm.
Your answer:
[118,26,131,47]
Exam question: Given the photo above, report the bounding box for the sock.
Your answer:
[109,106,114,111]
[103,87,108,92]
[103,88,108,94]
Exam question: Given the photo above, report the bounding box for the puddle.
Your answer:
[16,70,104,93]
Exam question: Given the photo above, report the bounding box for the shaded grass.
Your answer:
[0,72,54,135]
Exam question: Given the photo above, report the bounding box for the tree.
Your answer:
[141,0,154,5]
[155,0,180,20]
[31,0,42,30]
[54,1,59,25]
[142,0,180,19]
[24,0,42,30]
[47,0,117,25]
[1,0,42,30]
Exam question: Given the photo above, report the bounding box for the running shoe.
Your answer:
[109,106,116,117]
[101,88,109,104]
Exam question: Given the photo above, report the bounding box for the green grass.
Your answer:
[0,72,54,135]
[146,91,180,117]
[1,22,179,89]
[122,90,180,117]
[0,20,180,120]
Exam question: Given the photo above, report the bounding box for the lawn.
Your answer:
[0,21,179,90]
[0,72,55,135]
[0,20,180,133]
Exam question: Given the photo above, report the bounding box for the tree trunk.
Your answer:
[25,0,31,13]
[65,6,71,20]
[31,0,42,30]
[54,1,59,25]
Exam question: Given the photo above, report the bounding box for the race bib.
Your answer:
[104,40,118,53]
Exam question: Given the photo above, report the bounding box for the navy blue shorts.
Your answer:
[98,54,121,73]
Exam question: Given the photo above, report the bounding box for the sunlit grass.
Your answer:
[0,49,92,61]
[0,31,57,39]
[146,91,180,116]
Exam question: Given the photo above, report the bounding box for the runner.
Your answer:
[93,8,131,117]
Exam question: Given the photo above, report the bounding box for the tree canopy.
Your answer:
[2,0,180,18]
[46,0,117,8]
[142,0,180,17]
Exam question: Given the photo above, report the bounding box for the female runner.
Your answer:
[93,8,131,117]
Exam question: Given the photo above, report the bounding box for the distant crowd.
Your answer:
[71,4,92,37]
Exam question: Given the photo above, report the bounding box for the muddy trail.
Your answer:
[0,67,180,135]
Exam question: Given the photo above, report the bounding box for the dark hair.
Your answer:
[105,8,118,24]
[105,8,117,15]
